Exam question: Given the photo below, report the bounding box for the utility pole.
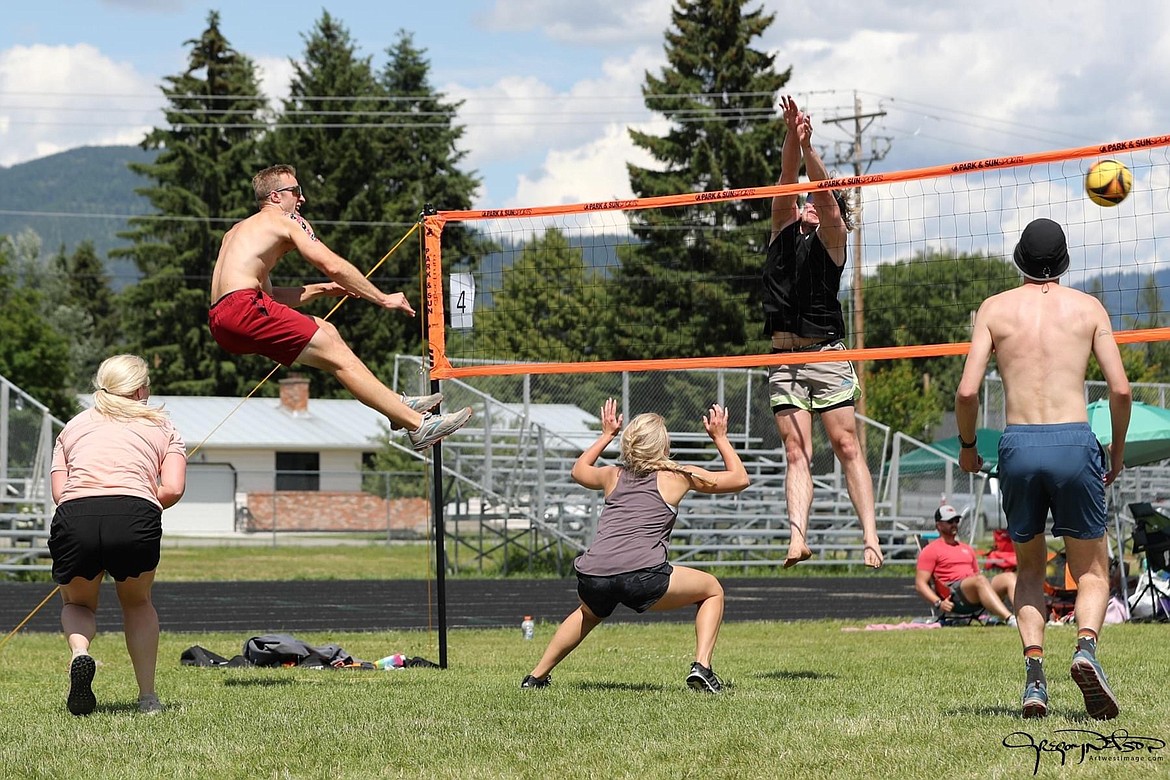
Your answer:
[821,91,891,420]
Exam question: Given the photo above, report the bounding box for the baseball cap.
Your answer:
[1013,218,1070,282]
[935,504,961,523]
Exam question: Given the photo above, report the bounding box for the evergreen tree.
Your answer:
[0,234,74,417]
[114,10,269,395]
[475,229,606,362]
[610,0,789,359]
[262,12,395,403]
[47,241,123,389]
[262,18,484,395]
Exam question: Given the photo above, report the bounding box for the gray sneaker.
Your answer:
[1071,649,1119,720]
[408,407,473,451]
[1022,680,1048,719]
[390,393,445,430]
[138,693,165,715]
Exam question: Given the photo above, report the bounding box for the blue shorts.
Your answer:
[998,422,1106,543]
[575,561,673,619]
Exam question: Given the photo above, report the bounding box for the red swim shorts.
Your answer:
[208,289,319,367]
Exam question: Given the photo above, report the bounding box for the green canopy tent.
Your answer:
[1087,399,1170,468]
[1086,399,1170,610]
[896,428,1001,475]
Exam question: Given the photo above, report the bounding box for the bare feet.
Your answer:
[863,545,885,569]
[783,543,812,568]
[783,525,811,568]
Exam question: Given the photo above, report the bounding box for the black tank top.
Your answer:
[762,221,846,339]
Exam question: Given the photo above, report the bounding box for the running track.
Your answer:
[1,577,922,634]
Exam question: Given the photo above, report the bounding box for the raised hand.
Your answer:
[600,397,623,437]
[703,403,729,439]
[780,94,801,127]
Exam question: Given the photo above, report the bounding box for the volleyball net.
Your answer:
[422,133,1170,381]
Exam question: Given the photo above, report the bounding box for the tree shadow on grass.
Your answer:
[573,681,663,693]
[947,704,1036,718]
[223,677,295,687]
[755,670,837,682]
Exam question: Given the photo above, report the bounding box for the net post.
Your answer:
[422,208,452,378]
[421,203,449,667]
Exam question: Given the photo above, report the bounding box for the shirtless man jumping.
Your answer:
[209,164,471,450]
[956,217,1131,720]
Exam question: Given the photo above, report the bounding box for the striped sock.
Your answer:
[1076,629,1098,656]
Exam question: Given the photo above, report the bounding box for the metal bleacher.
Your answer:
[0,374,61,575]
[394,357,934,575]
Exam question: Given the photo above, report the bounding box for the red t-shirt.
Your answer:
[917,538,978,594]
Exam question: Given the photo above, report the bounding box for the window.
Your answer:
[275,452,320,491]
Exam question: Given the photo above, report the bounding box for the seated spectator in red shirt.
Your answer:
[916,505,1017,624]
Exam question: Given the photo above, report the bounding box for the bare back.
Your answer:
[210,209,300,302]
[968,282,1113,425]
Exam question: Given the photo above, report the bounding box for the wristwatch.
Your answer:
[933,598,942,609]
[958,435,977,449]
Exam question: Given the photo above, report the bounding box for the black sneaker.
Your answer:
[686,662,723,693]
[67,654,97,716]
[520,674,551,689]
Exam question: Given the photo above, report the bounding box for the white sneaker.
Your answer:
[390,393,445,430]
[408,407,473,451]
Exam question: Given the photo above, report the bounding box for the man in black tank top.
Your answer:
[762,96,883,571]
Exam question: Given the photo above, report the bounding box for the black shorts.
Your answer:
[945,579,983,616]
[49,496,162,584]
[575,561,673,619]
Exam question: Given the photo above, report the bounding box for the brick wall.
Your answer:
[243,492,430,534]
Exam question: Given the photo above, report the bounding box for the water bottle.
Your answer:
[521,615,535,640]
[374,653,406,670]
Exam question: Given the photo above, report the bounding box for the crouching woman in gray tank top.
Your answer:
[520,398,750,693]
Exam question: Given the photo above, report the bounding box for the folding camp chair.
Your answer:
[1044,548,1078,622]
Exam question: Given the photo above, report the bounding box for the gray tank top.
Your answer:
[575,469,679,576]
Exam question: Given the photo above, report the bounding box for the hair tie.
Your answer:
[97,387,109,393]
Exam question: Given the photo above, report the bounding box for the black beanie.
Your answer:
[1013,218,1070,281]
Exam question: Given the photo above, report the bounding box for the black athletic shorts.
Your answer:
[944,579,983,616]
[49,496,162,584]
[575,561,673,618]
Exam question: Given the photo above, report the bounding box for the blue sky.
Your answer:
[3,0,1170,220]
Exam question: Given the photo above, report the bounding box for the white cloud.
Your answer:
[508,121,659,208]
[480,0,672,45]
[0,43,157,166]
[255,55,295,106]
[449,45,664,208]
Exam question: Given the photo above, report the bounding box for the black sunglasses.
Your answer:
[272,185,302,197]
[938,517,961,524]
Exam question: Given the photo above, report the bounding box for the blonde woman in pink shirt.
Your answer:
[49,355,187,716]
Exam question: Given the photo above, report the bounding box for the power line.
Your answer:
[0,209,416,228]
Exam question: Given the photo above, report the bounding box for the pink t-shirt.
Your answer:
[916,537,979,592]
[51,407,187,508]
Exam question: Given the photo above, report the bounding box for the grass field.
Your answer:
[2,620,1166,779]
